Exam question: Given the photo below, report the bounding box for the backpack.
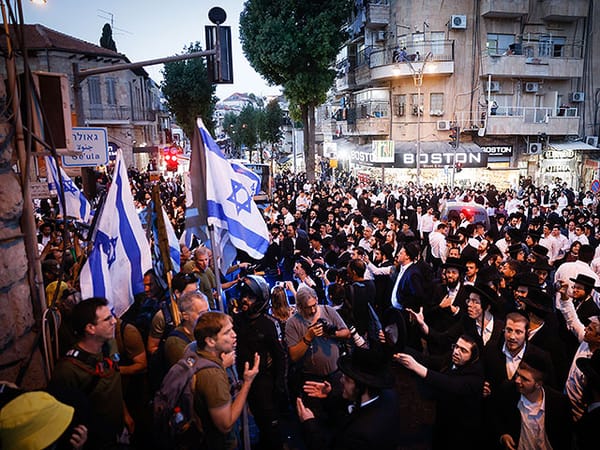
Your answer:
[147,327,191,394]
[153,345,220,449]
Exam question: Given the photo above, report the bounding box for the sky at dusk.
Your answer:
[20,0,283,101]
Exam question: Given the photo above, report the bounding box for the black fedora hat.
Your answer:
[442,257,464,271]
[514,271,540,288]
[569,274,598,290]
[519,288,554,316]
[506,228,522,242]
[337,347,394,389]
[508,243,526,255]
[446,234,462,244]
[464,283,496,307]
[532,257,553,273]
[530,244,549,258]
[576,348,600,389]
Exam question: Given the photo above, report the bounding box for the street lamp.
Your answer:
[406,51,433,186]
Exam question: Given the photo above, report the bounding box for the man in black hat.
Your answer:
[394,334,485,450]
[575,349,600,449]
[557,274,600,327]
[494,351,572,450]
[297,348,400,450]
[532,257,554,295]
[426,257,467,333]
[518,289,569,387]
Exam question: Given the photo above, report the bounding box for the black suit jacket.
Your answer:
[483,341,556,393]
[494,383,573,450]
[576,405,600,450]
[281,234,310,272]
[302,389,401,450]
[422,356,486,450]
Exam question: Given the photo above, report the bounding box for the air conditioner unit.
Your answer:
[375,30,386,42]
[524,82,539,93]
[486,81,500,92]
[527,142,542,154]
[570,92,585,102]
[449,15,467,29]
[586,136,599,147]
[437,120,451,131]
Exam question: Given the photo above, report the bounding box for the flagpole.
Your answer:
[152,185,181,326]
[207,224,225,312]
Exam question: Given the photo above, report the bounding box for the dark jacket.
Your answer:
[494,383,573,450]
[302,388,401,450]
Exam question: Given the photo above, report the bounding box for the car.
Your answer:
[440,202,490,230]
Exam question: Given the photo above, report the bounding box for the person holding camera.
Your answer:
[285,285,350,419]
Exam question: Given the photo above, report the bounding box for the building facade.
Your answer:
[318,0,598,190]
[0,24,170,171]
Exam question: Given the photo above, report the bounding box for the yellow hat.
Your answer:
[45,281,69,307]
[0,391,74,450]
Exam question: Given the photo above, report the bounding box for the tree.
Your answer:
[99,23,117,52]
[240,0,352,181]
[161,42,216,138]
[237,104,259,161]
[262,99,284,154]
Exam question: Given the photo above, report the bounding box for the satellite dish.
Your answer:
[208,7,227,25]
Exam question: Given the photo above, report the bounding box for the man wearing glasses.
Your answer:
[285,285,350,415]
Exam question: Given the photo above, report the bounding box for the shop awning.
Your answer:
[548,141,598,151]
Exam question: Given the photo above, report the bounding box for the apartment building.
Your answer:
[318,0,598,190]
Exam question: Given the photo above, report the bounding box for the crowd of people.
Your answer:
[2,168,600,449]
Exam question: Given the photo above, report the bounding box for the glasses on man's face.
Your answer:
[466,297,481,305]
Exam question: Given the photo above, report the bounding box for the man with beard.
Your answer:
[233,275,286,450]
[426,257,467,333]
[285,286,350,412]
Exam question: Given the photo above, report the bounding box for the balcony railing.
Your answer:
[86,105,156,122]
[456,106,580,136]
[369,40,455,68]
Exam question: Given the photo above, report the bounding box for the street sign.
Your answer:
[62,127,108,167]
[591,180,600,193]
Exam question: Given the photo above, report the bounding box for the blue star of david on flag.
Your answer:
[61,179,79,195]
[96,231,118,267]
[227,179,252,215]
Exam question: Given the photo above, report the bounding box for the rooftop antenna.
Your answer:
[97,9,132,36]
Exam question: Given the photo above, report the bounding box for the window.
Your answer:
[393,94,406,117]
[87,77,101,105]
[430,93,444,116]
[106,78,117,105]
[411,93,423,116]
[487,33,515,55]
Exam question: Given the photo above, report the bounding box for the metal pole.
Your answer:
[416,82,421,186]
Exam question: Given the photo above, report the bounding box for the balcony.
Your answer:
[335,57,356,92]
[481,106,580,136]
[85,105,156,124]
[539,0,588,22]
[366,1,390,29]
[481,44,584,79]
[481,0,528,18]
[368,41,455,82]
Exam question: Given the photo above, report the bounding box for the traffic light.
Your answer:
[455,162,463,173]
[164,146,179,172]
[449,126,459,149]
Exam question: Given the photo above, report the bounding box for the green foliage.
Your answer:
[240,0,352,178]
[160,42,217,138]
[263,99,284,146]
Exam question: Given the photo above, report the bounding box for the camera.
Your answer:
[314,268,324,278]
[314,318,338,336]
[275,281,286,288]
[554,280,564,291]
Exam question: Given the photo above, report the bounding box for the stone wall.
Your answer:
[0,82,46,389]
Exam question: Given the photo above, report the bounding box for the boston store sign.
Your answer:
[350,142,487,169]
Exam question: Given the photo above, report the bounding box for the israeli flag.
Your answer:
[230,162,261,196]
[198,119,269,264]
[79,150,152,317]
[45,156,92,223]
